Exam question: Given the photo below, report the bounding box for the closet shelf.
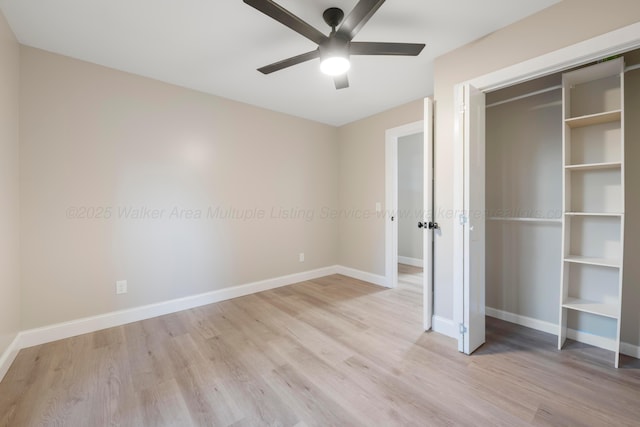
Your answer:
[565,162,622,171]
[564,255,620,268]
[487,217,562,223]
[562,298,619,319]
[565,110,621,128]
[565,212,623,217]
[563,58,623,85]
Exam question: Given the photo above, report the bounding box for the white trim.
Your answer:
[385,120,424,290]
[0,334,21,382]
[17,266,338,350]
[2,264,396,381]
[470,22,640,91]
[398,256,424,268]
[335,265,389,288]
[423,97,434,332]
[431,315,458,339]
[620,342,640,359]
[486,307,639,359]
[453,22,640,358]
[452,84,465,352]
[5,264,391,365]
[566,329,616,352]
[385,133,398,289]
[486,307,556,335]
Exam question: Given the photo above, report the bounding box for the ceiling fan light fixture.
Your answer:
[320,55,350,76]
[319,34,351,76]
[244,0,425,89]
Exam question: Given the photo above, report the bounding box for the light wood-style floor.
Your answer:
[1,267,640,426]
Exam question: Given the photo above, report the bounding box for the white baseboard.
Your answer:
[565,328,616,352]
[398,256,423,268]
[12,269,636,383]
[620,341,640,359]
[17,266,339,351]
[432,315,458,339]
[0,334,21,383]
[4,264,391,382]
[485,307,556,335]
[335,265,389,288]
[486,307,640,358]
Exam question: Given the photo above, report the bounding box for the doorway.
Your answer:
[385,98,434,331]
[397,132,425,299]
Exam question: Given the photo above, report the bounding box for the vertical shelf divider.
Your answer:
[558,58,625,368]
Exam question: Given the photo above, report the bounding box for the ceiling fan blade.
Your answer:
[257,50,320,74]
[337,0,385,41]
[244,0,327,45]
[334,74,349,90]
[350,42,425,56]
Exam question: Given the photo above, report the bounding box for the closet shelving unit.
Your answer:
[558,58,625,368]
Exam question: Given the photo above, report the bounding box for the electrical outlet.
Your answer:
[299,252,305,262]
[116,280,127,294]
[375,202,382,213]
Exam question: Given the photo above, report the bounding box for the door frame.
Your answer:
[385,120,423,290]
[452,22,640,352]
[385,98,434,330]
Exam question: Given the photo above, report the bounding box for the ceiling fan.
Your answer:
[243,0,425,89]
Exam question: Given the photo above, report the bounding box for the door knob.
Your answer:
[418,221,439,230]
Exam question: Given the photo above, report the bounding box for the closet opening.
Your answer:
[475,46,640,367]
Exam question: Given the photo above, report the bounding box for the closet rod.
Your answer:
[486,85,562,109]
[626,63,640,73]
[487,217,562,224]
[487,65,637,109]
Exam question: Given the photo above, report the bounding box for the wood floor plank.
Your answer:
[137,378,197,426]
[203,334,299,426]
[1,269,639,426]
[265,363,364,427]
[266,331,416,426]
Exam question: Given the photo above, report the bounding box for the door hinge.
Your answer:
[459,214,468,225]
[459,324,467,335]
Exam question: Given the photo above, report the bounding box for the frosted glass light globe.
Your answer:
[320,56,350,76]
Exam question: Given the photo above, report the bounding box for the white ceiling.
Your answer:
[0,0,559,126]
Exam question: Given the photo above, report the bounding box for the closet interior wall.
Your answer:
[486,50,640,351]
[485,74,563,326]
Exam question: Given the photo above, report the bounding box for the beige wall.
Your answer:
[337,99,423,275]
[19,47,339,329]
[0,11,20,355]
[433,0,640,320]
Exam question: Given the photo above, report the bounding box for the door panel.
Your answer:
[463,84,486,354]
[423,98,434,330]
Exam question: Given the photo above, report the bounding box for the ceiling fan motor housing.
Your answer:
[319,33,350,62]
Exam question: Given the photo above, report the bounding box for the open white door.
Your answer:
[423,98,434,331]
[454,83,486,354]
